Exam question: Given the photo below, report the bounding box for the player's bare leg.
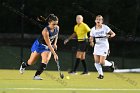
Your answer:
[33,51,51,80]
[19,51,39,74]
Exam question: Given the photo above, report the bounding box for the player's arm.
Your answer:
[64,32,77,45]
[89,36,94,47]
[42,28,58,61]
[89,28,94,47]
[53,35,58,50]
[53,26,59,50]
[107,30,116,38]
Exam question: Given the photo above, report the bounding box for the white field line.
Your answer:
[0,88,140,91]
[114,68,140,73]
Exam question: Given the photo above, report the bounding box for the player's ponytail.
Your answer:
[37,14,58,26]
[37,16,46,22]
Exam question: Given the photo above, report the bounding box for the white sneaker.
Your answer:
[68,71,78,75]
[33,75,43,80]
[19,62,25,74]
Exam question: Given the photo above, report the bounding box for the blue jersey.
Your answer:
[38,26,59,45]
[31,26,59,53]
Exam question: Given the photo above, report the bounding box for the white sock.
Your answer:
[94,63,103,76]
[104,60,112,66]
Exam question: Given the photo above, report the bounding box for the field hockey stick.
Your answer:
[95,36,110,38]
[74,36,109,39]
[2,2,44,29]
[56,60,64,79]
[64,36,110,44]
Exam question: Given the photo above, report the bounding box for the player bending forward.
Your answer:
[19,14,59,80]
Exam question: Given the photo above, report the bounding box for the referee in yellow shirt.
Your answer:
[64,15,90,75]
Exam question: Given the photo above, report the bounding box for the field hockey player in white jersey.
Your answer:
[89,15,116,79]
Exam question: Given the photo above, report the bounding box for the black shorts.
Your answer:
[76,41,88,52]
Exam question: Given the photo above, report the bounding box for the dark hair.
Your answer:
[37,14,58,23]
[96,15,104,20]
[48,14,58,22]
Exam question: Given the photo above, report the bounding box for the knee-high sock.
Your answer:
[81,59,88,72]
[73,58,80,72]
[35,63,47,76]
[22,62,30,68]
[94,62,103,75]
[103,60,112,66]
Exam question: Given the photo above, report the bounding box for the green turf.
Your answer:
[0,70,139,93]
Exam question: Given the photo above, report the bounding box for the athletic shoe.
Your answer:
[110,61,115,72]
[97,74,104,79]
[19,62,26,74]
[80,72,90,75]
[33,75,43,80]
[68,71,78,75]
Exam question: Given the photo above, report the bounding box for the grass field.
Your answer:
[0,70,139,93]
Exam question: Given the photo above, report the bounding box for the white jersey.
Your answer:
[90,24,111,56]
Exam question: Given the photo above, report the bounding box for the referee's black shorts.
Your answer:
[76,41,88,52]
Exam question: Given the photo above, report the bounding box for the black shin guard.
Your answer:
[35,63,47,76]
[81,60,88,72]
[73,58,80,72]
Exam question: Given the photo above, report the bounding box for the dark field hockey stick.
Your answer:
[71,36,109,41]
[56,60,64,79]
[73,36,108,39]
[64,36,110,44]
